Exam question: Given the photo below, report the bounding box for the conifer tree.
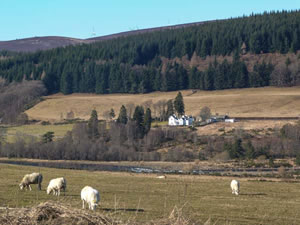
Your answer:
[109,108,115,120]
[296,152,300,166]
[204,63,215,90]
[144,108,152,134]
[166,99,174,118]
[88,109,99,139]
[42,131,54,143]
[117,105,128,124]
[60,67,73,94]
[233,138,244,159]
[133,105,145,138]
[174,92,185,116]
[244,141,256,159]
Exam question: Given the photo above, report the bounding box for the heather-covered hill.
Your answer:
[0,36,89,52]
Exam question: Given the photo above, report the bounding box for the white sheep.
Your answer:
[47,177,67,196]
[81,186,100,211]
[19,172,43,191]
[156,175,167,179]
[231,179,240,195]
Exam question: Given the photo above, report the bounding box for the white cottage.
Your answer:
[168,114,194,126]
[168,114,180,126]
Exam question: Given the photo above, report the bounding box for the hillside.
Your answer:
[0,36,89,52]
[0,21,212,53]
[0,10,300,96]
[26,87,300,122]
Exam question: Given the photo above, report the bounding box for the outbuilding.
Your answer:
[225,118,235,123]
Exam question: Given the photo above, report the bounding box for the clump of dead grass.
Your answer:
[148,205,196,225]
[0,201,115,225]
[0,202,203,225]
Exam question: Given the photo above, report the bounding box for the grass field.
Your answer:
[3,124,74,143]
[25,87,300,122]
[196,119,297,136]
[1,163,300,224]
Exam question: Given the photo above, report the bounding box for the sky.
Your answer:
[1,0,300,41]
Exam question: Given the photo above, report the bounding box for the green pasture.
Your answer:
[1,124,73,143]
[0,163,300,224]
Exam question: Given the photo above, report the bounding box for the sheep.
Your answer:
[47,177,67,196]
[19,172,43,191]
[156,175,167,179]
[81,186,100,211]
[231,179,240,195]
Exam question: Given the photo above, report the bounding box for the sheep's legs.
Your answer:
[28,185,32,191]
[82,200,85,209]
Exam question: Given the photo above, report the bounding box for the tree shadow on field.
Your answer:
[101,208,145,212]
[240,192,266,196]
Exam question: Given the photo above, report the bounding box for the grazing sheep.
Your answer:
[156,175,167,179]
[231,179,240,195]
[19,173,43,191]
[47,177,67,196]
[81,186,100,211]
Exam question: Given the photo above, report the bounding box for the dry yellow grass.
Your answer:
[196,120,297,136]
[26,87,300,122]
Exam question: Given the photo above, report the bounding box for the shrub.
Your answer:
[296,153,300,166]
[218,127,225,132]
[213,151,230,162]
[278,166,286,178]
[41,121,50,125]
[188,126,197,131]
[16,113,28,125]
[269,157,274,167]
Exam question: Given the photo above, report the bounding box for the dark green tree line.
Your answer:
[0,10,298,94]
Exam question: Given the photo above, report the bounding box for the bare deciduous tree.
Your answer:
[199,106,212,121]
[0,80,46,124]
[102,110,110,121]
[156,99,167,121]
[126,102,135,120]
[142,100,153,111]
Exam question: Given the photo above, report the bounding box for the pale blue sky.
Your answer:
[1,0,299,41]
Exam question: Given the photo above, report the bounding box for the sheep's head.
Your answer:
[91,199,98,210]
[91,204,97,211]
[46,186,52,195]
[19,183,25,190]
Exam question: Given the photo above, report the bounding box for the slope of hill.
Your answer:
[87,20,212,41]
[25,87,300,122]
[0,36,91,52]
[1,10,300,95]
[0,20,215,53]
